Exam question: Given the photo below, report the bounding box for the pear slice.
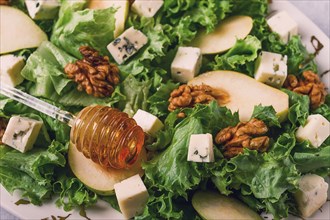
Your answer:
[192,190,262,220]
[190,16,253,54]
[188,70,289,122]
[88,0,129,37]
[68,142,146,195]
[0,6,48,54]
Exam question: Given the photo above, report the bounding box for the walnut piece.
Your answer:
[168,84,229,115]
[215,118,269,158]
[284,70,327,109]
[0,118,8,145]
[64,46,120,98]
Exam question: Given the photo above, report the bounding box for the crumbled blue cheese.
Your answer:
[133,109,164,137]
[25,0,60,20]
[296,114,330,148]
[171,46,202,83]
[187,133,214,162]
[2,116,43,153]
[0,55,25,87]
[107,27,148,64]
[267,11,298,44]
[294,174,328,218]
[114,174,149,219]
[131,0,164,18]
[254,51,287,88]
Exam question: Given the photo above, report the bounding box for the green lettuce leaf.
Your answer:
[118,75,151,116]
[273,36,318,75]
[225,150,300,219]
[283,89,310,128]
[252,17,317,75]
[312,94,330,120]
[251,105,281,127]
[209,35,261,76]
[270,133,296,159]
[0,97,70,143]
[54,175,98,211]
[0,141,67,205]
[122,17,172,78]
[231,0,268,17]
[162,0,232,37]
[147,80,179,118]
[143,117,204,198]
[21,41,120,107]
[51,0,115,58]
[145,110,181,151]
[293,143,330,175]
[136,190,184,219]
[143,102,238,199]
[21,41,75,98]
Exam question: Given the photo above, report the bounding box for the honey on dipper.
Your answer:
[70,105,145,169]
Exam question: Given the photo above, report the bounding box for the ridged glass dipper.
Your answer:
[0,84,144,169]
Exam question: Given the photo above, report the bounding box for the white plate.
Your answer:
[1,1,329,219]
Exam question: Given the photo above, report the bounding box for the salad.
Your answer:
[0,0,329,219]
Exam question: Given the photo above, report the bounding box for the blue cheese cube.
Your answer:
[267,11,298,44]
[131,0,164,18]
[2,116,43,153]
[114,174,149,219]
[0,55,25,87]
[254,51,287,88]
[25,0,60,20]
[296,114,330,148]
[107,27,148,64]
[133,109,164,137]
[171,47,202,83]
[187,133,214,162]
[294,174,328,218]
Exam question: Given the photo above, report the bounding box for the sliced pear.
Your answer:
[190,16,253,54]
[0,6,48,54]
[68,142,146,195]
[192,190,262,220]
[188,70,289,122]
[88,0,129,37]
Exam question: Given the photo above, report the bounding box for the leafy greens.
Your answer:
[0,0,329,220]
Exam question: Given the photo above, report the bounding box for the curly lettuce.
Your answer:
[209,35,261,76]
[0,141,67,205]
[20,41,121,108]
[51,0,115,58]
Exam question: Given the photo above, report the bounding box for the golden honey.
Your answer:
[70,105,144,169]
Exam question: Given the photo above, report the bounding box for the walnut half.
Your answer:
[64,46,120,98]
[215,118,269,158]
[284,70,327,109]
[168,84,230,116]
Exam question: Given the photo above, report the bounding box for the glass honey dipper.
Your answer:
[0,84,145,169]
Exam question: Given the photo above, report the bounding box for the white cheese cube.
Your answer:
[131,0,164,18]
[294,174,328,218]
[114,174,149,219]
[254,51,287,88]
[107,27,148,64]
[0,55,25,87]
[267,11,298,44]
[171,47,202,83]
[296,114,330,148]
[25,0,60,20]
[2,116,43,153]
[187,133,214,162]
[133,109,164,136]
